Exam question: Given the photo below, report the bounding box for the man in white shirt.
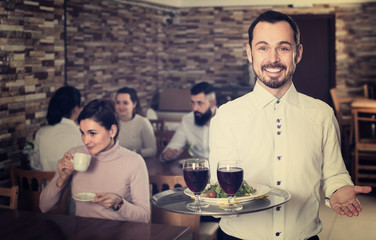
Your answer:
[209,11,372,240]
[160,81,216,162]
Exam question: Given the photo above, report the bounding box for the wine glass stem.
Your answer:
[228,196,233,206]
[196,194,201,204]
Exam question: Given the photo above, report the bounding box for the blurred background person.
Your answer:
[160,81,217,162]
[40,99,150,223]
[30,86,82,171]
[115,87,157,158]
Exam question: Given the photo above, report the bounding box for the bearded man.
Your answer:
[160,81,216,162]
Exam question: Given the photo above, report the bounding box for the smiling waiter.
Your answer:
[208,10,372,240]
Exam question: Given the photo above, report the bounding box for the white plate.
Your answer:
[184,183,270,204]
[73,192,96,201]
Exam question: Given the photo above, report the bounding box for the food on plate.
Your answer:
[201,181,256,198]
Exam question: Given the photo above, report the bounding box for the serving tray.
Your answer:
[151,187,291,216]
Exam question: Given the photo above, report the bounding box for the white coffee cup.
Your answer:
[71,153,91,172]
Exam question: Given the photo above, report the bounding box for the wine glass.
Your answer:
[217,161,244,211]
[183,158,210,210]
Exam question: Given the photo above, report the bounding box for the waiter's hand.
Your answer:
[330,185,372,217]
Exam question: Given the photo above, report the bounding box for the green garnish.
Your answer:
[202,181,256,198]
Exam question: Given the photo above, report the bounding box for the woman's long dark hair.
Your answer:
[46,86,81,125]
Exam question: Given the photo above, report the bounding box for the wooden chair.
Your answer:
[149,174,218,240]
[330,88,355,157]
[10,165,69,214]
[330,86,371,161]
[155,130,175,156]
[353,107,376,186]
[0,186,19,209]
[155,130,192,159]
[363,83,374,99]
[150,119,166,132]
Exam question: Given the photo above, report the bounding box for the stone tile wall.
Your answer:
[0,0,375,180]
[0,0,65,180]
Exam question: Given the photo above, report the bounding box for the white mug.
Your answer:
[71,153,91,172]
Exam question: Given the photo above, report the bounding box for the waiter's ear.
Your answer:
[246,43,253,64]
[295,44,303,64]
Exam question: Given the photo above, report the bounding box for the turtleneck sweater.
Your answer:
[40,143,150,223]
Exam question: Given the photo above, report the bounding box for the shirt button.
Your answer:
[277,131,281,135]
[277,181,282,185]
[276,232,281,236]
[277,156,282,160]
[276,119,281,123]
[277,125,281,129]
[276,206,281,211]
[276,99,280,104]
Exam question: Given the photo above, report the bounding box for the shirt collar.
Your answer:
[60,117,79,127]
[253,81,300,109]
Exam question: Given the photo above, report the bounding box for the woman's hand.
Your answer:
[56,153,74,188]
[92,193,123,210]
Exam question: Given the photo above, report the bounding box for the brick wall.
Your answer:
[0,0,65,181]
[0,0,375,180]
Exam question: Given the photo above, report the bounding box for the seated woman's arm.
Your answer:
[140,119,157,158]
[40,153,74,213]
[39,171,69,213]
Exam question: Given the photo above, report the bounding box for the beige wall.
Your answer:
[0,0,375,178]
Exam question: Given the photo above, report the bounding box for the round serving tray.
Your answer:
[151,187,291,216]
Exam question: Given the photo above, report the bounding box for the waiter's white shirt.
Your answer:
[209,82,353,240]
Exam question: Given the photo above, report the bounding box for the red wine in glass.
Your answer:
[217,161,244,211]
[183,158,210,210]
[183,167,209,194]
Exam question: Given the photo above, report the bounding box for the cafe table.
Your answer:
[145,157,183,177]
[0,208,189,240]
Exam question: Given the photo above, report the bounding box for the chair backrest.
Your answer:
[330,88,342,116]
[150,119,165,132]
[149,174,186,195]
[0,186,19,209]
[155,130,175,156]
[353,108,376,147]
[149,174,200,240]
[363,83,374,99]
[352,107,376,186]
[10,165,69,214]
[330,88,353,117]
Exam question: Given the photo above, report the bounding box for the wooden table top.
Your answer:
[145,157,183,177]
[0,209,188,240]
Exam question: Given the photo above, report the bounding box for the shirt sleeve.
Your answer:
[140,119,157,158]
[209,106,239,184]
[160,122,188,161]
[321,113,353,201]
